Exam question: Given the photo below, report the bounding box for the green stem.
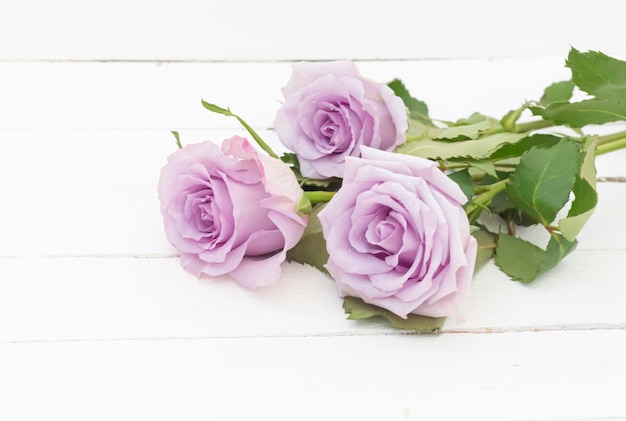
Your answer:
[595,134,626,156]
[465,178,509,217]
[234,116,279,159]
[595,129,626,146]
[406,135,427,142]
[408,118,555,143]
[440,162,469,171]
[304,191,336,204]
[473,185,492,193]
[514,119,555,133]
[201,100,279,159]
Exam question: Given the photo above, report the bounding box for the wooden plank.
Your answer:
[1,182,624,257]
[0,58,582,130]
[0,187,170,256]
[1,331,625,420]
[0,0,625,61]
[0,21,624,421]
[2,128,624,190]
[0,250,624,342]
[0,129,278,190]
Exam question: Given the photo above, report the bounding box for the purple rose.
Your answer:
[158,136,307,288]
[274,60,408,179]
[318,147,477,319]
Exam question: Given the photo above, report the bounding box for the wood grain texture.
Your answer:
[1,247,624,342]
[1,331,625,421]
[1,181,624,257]
[1,0,625,61]
[0,59,586,130]
[1,33,626,419]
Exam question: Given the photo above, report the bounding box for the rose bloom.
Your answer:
[158,136,307,288]
[318,147,477,319]
[274,60,408,179]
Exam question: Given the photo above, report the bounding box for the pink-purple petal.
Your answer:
[319,147,477,320]
[274,61,408,178]
[158,137,307,288]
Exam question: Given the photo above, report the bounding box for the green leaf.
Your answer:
[540,233,578,275]
[286,203,329,274]
[295,193,312,215]
[343,297,445,334]
[506,139,582,225]
[541,98,626,127]
[472,225,497,273]
[487,188,516,214]
[280,152,298,167]
[171,131,183,149]
[454,112,493,125]
[301,177,342,190]
[489,134,561,161]
[447,169,474,202]
[281,153,306,187]
[452,159,497,177]
[387,79,429,119]
[539,81,575,106]
[499,208,539,228]
[283,152,342,190]
[398,132,528,161]
[567,48,626,102]
[495,233,577,283]
[494,234,546,283]
[434,119,495,142]
[528,105,545,117]
[483,169,539,223]
[201,100,278,158]
[558,137,598,241]
[406,117,445,141]
[500,105,528,131]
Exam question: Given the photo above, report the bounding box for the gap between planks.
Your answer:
[2,325,625,345]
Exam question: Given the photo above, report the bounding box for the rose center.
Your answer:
[366,210,404,256]
[184,183,224,247]
[312,101,357,154]
[320,120,337,138]
[375,220,394,241]
[197,194,215,229]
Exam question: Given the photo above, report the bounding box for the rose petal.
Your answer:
[158,137,307,288]
[274,61,408,178]
[319,148,477,319]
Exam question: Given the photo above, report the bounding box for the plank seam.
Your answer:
[2,325,625,345]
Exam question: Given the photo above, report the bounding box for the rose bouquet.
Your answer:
[159,48,626,332]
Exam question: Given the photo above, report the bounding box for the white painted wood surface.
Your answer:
[2,2,626,420]
[1,0,625,61]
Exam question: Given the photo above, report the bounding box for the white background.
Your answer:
[1,1,626,420]
[1,0,625,61]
